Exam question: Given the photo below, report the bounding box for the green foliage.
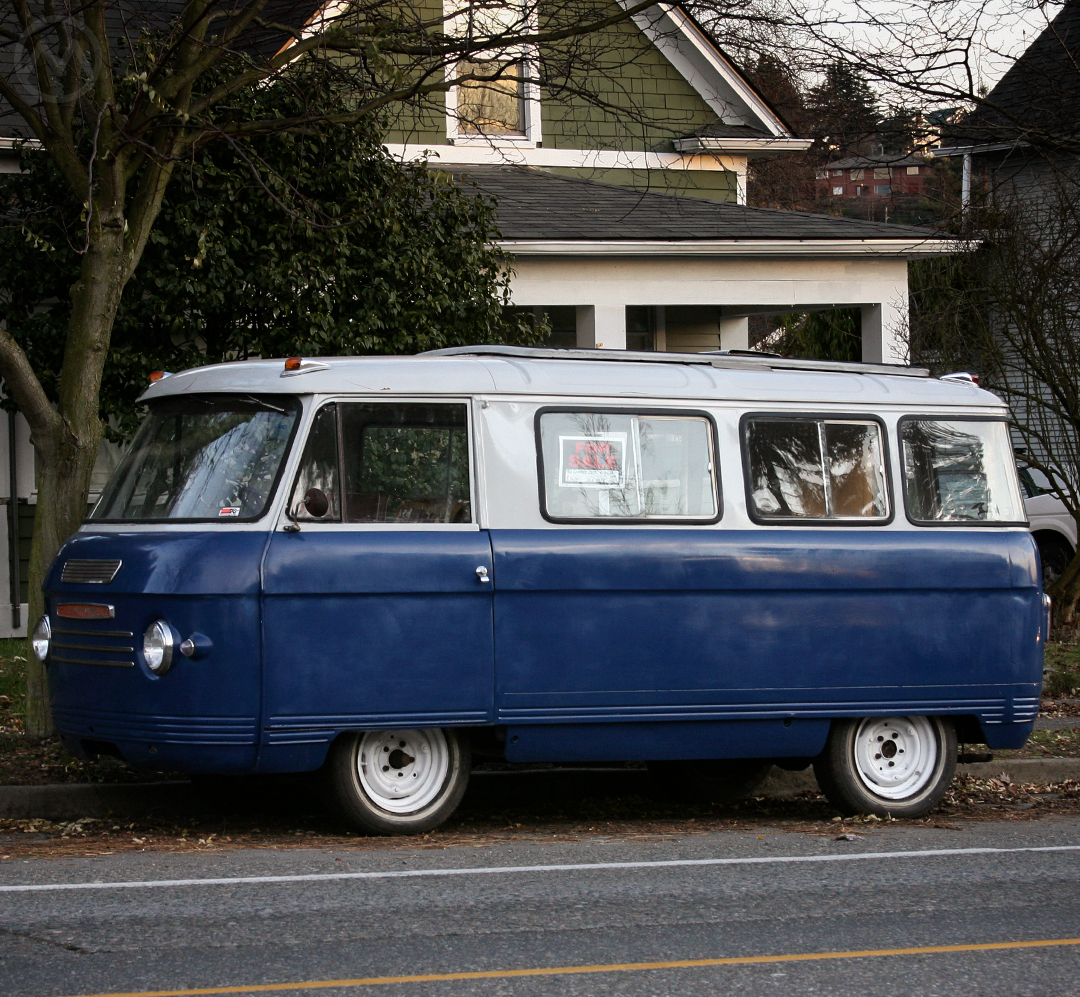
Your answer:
[0,639,28,717]
[806,62,880,155]
[0,64,535,439]
[1044,640,1080,697]
[772,308,862,362]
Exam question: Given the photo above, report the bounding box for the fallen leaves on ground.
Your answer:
[0,773,1077,862]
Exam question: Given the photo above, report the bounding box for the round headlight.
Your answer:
[143,620,175,675]
[31,616,51,663]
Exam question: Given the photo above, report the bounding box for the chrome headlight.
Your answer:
[143,620,175,675]
[31,616,51,662]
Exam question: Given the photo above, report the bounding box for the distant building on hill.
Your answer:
[815,154,933,200]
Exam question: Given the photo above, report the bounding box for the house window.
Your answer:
[906,166,921,175]
[850,169,865,180]
[815,169,828,180]
[873,167,890,179]
[444,0,538,145]
[874,184,892,196]
[832,186,845,196]
[830,169,843,177]
[456,60,525,136]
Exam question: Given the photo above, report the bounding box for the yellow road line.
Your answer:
[54,937,1080,997]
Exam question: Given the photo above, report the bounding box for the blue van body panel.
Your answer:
[505,719,831,762]
[258,529,495,771]
[44,525,1042,771]
[489,529,1043,752]
[46,531,267,772]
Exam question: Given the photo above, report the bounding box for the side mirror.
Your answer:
[302,488,330,519]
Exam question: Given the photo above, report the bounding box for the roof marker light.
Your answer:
[149,371,172,382]
[280,357,332,378]
[941,371,980,386]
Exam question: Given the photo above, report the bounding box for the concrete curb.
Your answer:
[760,757,1080,798]
[0,782,196,821]
[1,758,1079,820]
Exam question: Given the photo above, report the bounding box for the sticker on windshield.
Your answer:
[218,506,241,517]
[559,434,626,487]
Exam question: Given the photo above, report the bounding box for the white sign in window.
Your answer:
[540,411,718,521]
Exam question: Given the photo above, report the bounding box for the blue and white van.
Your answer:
[35,347,1046,833]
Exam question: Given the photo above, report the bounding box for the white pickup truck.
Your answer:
[1020,467,1077,584]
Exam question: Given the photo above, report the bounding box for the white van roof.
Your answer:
[139,346,1004,410]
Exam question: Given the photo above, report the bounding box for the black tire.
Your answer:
[814,716,956,818]
[648,759,773,804]
[325,728,470,835]
[1036,535,1073,587]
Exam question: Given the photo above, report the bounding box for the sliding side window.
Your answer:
[900,418,1025,524]
[289,402,471,524]
[744,417,889,523]
[538,410,719,522]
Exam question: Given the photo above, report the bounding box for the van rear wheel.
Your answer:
[814,716,956,818]
[325,728,470,835]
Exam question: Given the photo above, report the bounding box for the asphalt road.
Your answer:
[2,817,1079,997]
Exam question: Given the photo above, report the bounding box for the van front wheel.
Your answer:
[325,728,470,835]
[814,716,956,818]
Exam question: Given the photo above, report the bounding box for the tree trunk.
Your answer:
[23,216,124,738]
[1047,543,1080,630]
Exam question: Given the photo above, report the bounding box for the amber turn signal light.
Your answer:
[56,603,115,620]
[284,357,303,371]
[149,371,173,382]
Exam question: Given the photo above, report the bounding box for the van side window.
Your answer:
[290,404,341,521]
[900,419,1025,524]
[538,411,718,521]
[744,417,888,522]
[340,403,471,523]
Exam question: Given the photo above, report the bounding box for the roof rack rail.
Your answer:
[419,344,931,378]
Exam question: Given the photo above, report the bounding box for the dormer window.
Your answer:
[456,60,526,136]
[445,0,540,146]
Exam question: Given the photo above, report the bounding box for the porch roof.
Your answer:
[453,166,955,253]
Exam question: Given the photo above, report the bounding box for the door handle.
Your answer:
[476,566,490,583]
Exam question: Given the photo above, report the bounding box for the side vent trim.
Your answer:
[61,559,122,585]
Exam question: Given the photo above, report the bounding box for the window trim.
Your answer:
[534,406,723,525]
[88,394,303,525]
[739,412,894,527]
[287,397,477,528]
[898,414,1028,528]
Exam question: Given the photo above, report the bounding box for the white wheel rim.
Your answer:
[852,716,939,800]
[356,729,450,815]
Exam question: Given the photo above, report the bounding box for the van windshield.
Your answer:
[91,394,301,522]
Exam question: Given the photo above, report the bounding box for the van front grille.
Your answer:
[52,626,135,668]
[61,559,122,584]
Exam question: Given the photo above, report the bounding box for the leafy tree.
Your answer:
[768,308,861,362]
[805,61,880,155]
[4,65,534,437]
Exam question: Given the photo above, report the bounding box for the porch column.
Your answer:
[861,300,908,365]
[718,315,749,351]
[576,305,626,349]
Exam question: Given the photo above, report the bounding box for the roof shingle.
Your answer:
[452,166,945,242]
